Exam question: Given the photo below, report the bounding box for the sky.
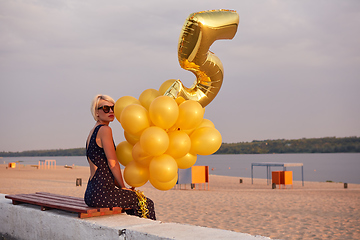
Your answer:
[1,0,359,152]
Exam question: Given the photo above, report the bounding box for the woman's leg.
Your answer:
[146,197,156,220]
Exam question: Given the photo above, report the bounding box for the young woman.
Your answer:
[84,94,156,220]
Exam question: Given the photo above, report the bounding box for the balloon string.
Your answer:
[135,190,149,218]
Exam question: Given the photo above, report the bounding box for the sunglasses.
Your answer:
[98,105,115,113]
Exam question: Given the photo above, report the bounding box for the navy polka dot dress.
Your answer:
[84,125,156,220]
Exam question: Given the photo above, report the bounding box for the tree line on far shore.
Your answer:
[0,136,359,157]
[216,136,360,154]
[0,148,85,157]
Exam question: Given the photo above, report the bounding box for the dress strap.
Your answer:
[92,124,106,138]
[86,124,104,150]
[94,124,105,132]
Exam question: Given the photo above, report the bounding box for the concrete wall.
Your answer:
[0,194,270,240]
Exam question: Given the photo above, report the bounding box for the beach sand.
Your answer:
[1,164,359,240]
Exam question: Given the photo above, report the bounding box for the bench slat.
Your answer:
[6,194,95,213]
[17,193,88,207]
[33,193,90,209]
[36,192,86,202]
[12,193,89,208]
[5,192,126,218]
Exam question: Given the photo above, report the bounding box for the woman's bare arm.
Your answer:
[98,125,127,189]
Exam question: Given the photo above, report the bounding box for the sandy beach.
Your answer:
[1,164,359,240]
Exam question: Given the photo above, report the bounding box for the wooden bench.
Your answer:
[5,192,125,218]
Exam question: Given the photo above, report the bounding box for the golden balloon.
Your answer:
[175,152,197,169]
[149,96,179,129]
[114,96,140,122]
[120,104,150,136]
[149,154,178,183]
[190,127,222,155]
[175,100,204,130]
[159,79,177,95]
[116,141,133,166]
[124,131,140,145]
[197,118,215,129]
[165,9,239,107]
[165,130,191,159]
[140,126,169,156]
[132,142,152,167]
[139,88,161,110]
[124,161,149,187]
[149,173,178,191]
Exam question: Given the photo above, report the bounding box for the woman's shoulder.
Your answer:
[97,125,113,136]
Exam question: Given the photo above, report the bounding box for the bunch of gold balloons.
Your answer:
[114,9,239,191]
[114,81,222,191]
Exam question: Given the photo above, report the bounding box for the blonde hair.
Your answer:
[91,94,115,121]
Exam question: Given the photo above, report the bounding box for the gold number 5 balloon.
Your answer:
[165,9,239,107]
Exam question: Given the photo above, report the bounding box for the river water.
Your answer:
[2,153,359,184]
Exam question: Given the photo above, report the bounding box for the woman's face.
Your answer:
[97,100,115,123]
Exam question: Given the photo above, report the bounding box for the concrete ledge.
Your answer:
[0,194,269,240]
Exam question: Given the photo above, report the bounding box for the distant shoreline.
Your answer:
[1,136,359,157]
[217,136,360,154]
